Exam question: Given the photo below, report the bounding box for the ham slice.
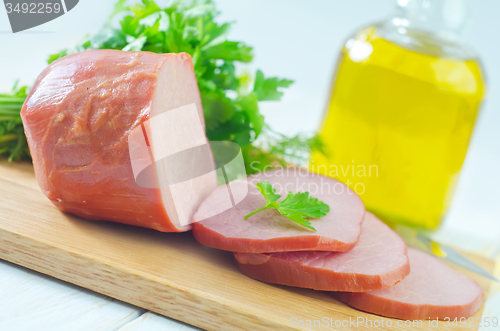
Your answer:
[333,248,484,320]
[21,49,216,232]
[234,212,409,291]
[192,169,365,253]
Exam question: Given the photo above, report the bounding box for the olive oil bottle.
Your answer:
[311,0,485,229]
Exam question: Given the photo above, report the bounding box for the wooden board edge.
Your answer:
[0,229,294,331]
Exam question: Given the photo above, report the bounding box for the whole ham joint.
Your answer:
[333,247,484,320]
[21,49,216,232]
[234,212,409,291]
[192,169,365,253]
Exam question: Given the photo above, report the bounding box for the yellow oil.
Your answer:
[311,27,485,229]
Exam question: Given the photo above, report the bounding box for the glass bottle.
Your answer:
[311,0,485,229]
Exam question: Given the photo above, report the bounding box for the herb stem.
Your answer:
[244,205,271,219]
[0,106,23,113]
[0,134,20,144]
[0,97,26,103]
[0,116,20,122]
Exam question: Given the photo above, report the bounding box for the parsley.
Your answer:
[243,126,328,173]
[47,0,293,150]
[2,0,325,171]
[0,82,30,161]
[244,181,330,231]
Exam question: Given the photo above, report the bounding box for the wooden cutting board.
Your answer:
[0,160,494,331]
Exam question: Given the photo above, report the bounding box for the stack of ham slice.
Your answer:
[193,169,484,320]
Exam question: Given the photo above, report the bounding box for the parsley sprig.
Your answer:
[244,181,330,231]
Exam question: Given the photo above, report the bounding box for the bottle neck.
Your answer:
[376,0,475,59]
[395,0,471,41]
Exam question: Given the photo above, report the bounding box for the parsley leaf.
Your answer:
[255,180,281,204]
[253,70,294,101]
[244,181,330,231]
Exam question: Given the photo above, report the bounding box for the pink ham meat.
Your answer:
[21,49,216,232]
[333,248,484,320]
[192,169,365,253]
[234,212,409,291]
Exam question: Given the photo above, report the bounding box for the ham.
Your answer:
[192,169,365,253]
[333,247,484,320]
[234,212,409,291]
[21,49,217,232]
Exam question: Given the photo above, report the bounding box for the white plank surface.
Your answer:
[118,312,201,331]
[0,260,144,331]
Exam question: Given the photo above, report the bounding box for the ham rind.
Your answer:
[192,169,365,253]
[234,212,409,291]
[21,49,216,232]
[333,248,484,320]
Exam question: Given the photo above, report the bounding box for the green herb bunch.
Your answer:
[2,0,323,172]
[0,83,30,161]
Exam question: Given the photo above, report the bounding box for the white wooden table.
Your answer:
[0,259,201,330]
